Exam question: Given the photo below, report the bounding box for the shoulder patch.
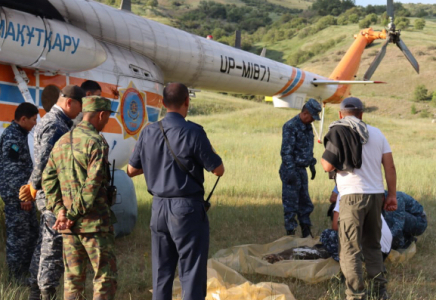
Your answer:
[11,144,19,152]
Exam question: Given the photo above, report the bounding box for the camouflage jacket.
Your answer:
[280,114,315,175]
[29,105,73,210]
[384,191,425,249]
[0,121,33,201]
[43,120,115,233]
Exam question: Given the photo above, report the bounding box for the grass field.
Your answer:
[1,91,436,299]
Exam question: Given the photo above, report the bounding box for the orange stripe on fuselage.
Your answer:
[69,77,119,100]
[0,103,16,122]
[146,91,163,107]
[282,71,306,98]
[102,118,122,134]
[274,68,297,96]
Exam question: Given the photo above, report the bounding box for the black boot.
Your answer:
[286,229,296,236]
[301,225,313,238]
[41,287,57,300]
[28,284,41,300]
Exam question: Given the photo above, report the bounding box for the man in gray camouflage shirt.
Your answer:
[20,85,84,300]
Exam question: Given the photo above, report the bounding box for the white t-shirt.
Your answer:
[336,125,391,196]
[334,194,392,254]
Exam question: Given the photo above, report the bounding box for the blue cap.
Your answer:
[340,97,363,110]
[305,98,321,121]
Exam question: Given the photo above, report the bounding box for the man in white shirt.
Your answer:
[321,97,397,300]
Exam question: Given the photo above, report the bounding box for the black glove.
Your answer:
[309,164,316,180]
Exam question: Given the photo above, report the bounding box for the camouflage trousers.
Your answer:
[320,229,339,262]
[281,167,314,231]
[28,209,64,289]
[2,198,38,281]
[63,232,117,300]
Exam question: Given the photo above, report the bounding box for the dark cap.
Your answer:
[340,97,363,110]
[305,98,322,121]
[82,96,116,113]
[61,85,86,103]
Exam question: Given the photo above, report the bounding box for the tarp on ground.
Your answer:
[172,259,296,300]
[387,242,416,264]
[212,236,340,283]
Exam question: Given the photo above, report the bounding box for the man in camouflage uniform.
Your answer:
[20,85,84,300]
[384,191,427,250]
[0,103,39,283]
[43,96,117,300]
[279,98,321,237]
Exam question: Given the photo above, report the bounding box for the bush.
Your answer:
[337,15,348,25]
[431,91,436,107]
[420,109,430,118]
[394,17,410,30]
[146,0,158,7]
[411,104,417,114]
[348,14,359,23]
[413,84,428,102]
[358,18,371,29]
[414,18,426,30]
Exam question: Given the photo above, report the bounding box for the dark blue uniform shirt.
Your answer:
[129,112,222,198]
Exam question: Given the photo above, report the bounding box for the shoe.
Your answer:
[41,287,57,300]
[28,284,41,300]
[378,291,390,300]
[286,229,296,236]
[301,225,313,238]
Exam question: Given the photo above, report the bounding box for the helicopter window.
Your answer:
[41,85,61,112]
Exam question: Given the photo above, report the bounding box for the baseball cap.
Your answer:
[305,98,322,121]
[61,85,86,103]
[82,96,116,113]
[340,97,363,110]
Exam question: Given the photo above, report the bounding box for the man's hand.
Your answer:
[20,201,33,211]
[53,210,74,231]
[384,194,397,211]
[19,184,37,202]
[309,164,316,180]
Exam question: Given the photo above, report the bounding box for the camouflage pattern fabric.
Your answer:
[320,229,340,262]
[0,121,38,281]
[43,120,115,233]
[3,200,38,281]
[279,114,316,231]
[384,191,427,250]
[62,232,117,300]
[0,121,33,199]
[28,105,73,289]
[29,105,73,210]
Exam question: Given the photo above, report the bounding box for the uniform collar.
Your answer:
[76,120,99,133]
[10,120,29,136]
[165,112,186,121]
[51,105,74,128]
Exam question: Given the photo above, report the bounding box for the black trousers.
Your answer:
[151,197,209,300]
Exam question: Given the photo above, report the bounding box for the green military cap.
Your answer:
[82,96,116,113]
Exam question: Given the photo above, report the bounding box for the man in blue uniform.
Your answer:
[127,82,224,300]
[384,191,427,250]
[279,99,321,237]
[19,85,84,300]
[0,103,39,283]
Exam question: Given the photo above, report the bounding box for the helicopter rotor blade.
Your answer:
[396,38,420,74]
[364,38,390,81]
[387,0,394,23]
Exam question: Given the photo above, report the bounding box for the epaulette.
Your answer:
[187,120,203,129]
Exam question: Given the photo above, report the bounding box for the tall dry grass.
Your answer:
[1,92,435,299]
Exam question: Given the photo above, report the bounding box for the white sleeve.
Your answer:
[381,133,391,154]
[333,194,341,213]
